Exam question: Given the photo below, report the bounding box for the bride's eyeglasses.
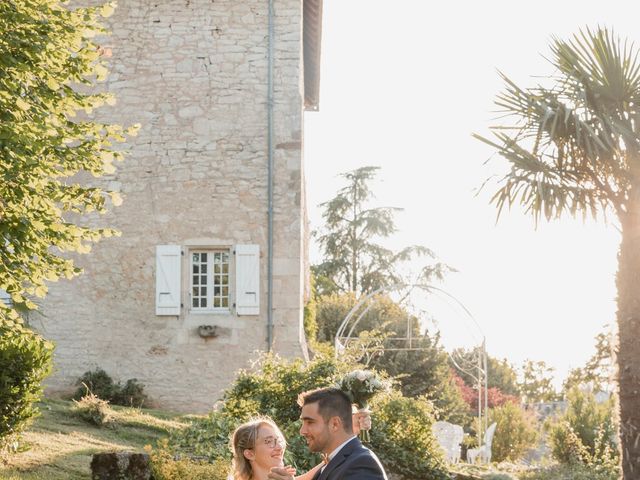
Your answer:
[261,436,286,449]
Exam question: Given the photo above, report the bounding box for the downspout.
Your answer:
[267,0,275,352]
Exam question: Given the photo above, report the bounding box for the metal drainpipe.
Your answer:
[266,0,275,352]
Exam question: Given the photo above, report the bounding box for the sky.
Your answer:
[303,1,640,386]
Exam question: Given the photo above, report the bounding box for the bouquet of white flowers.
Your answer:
[338,369,389,442]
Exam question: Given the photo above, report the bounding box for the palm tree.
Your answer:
[475,27,640,478]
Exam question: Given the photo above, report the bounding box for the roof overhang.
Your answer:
[303,0,322,111]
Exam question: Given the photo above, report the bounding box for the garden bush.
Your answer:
[74,368,148,407]
[0,319,53,452]
[74,368,116,401]
[147,440,229,480]
[113,378,148,407]
[547,387,617,466]
[488,402,538,462]
[369,392,449,480]
[519,462,619,480]
[547,421,589,465]
[171,354,342,471]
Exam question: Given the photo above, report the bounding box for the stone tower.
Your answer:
[41,0,322,412]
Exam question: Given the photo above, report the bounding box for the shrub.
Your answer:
[169,409,238,463]
[0,319,53,452]
[173,354,341,471]
[489,402,538,462]
[547,388,617,466]
[369,392,449,480]
[113,378,148,408]
[74,369,148,407]
[72,391,113,426]
[548,422,589,464]
[519,462,619,480]
[147,440,229,480]
[74,369,116,401]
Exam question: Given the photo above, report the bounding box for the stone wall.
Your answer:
[41,0,308,412]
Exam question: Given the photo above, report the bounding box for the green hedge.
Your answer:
[0,318,53,451]
[369,392,449,480]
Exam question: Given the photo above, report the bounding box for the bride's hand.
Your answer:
[352,410,372,436]
[268,465,296,480]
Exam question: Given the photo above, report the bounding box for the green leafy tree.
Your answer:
[564,327,614,393]
[475,27,640,476]
[0,0,135,449]
[314,166,450,296]
[314,291,410,344]
[313,292,470,425]
[0,0,137,321]
[519,360,559,403]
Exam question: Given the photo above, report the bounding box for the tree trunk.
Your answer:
[616,194,640,479]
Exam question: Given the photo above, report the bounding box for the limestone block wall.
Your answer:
[41,0,308,412]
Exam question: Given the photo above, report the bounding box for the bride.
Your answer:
[230,412,370,480]
[230,417,319,480]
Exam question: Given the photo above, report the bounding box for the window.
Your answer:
[191,250,230,311]
[0,288,12,308]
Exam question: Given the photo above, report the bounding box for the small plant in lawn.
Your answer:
[72,390,114,427]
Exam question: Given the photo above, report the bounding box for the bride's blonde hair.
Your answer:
[231,417,285,480]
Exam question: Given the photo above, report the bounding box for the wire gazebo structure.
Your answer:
[334,283,491,460]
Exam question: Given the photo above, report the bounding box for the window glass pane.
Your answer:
[190,249,230,310]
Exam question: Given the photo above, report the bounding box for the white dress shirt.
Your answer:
[320,436,357,473]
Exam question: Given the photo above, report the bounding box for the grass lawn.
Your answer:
[0,398,192,480]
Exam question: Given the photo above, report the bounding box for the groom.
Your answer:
[270,387,388,480]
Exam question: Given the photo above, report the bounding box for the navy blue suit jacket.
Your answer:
[313,437,388,480]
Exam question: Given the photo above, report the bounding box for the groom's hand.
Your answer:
[268,465,296,480]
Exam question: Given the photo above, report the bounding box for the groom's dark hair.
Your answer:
[298,387,353,432]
